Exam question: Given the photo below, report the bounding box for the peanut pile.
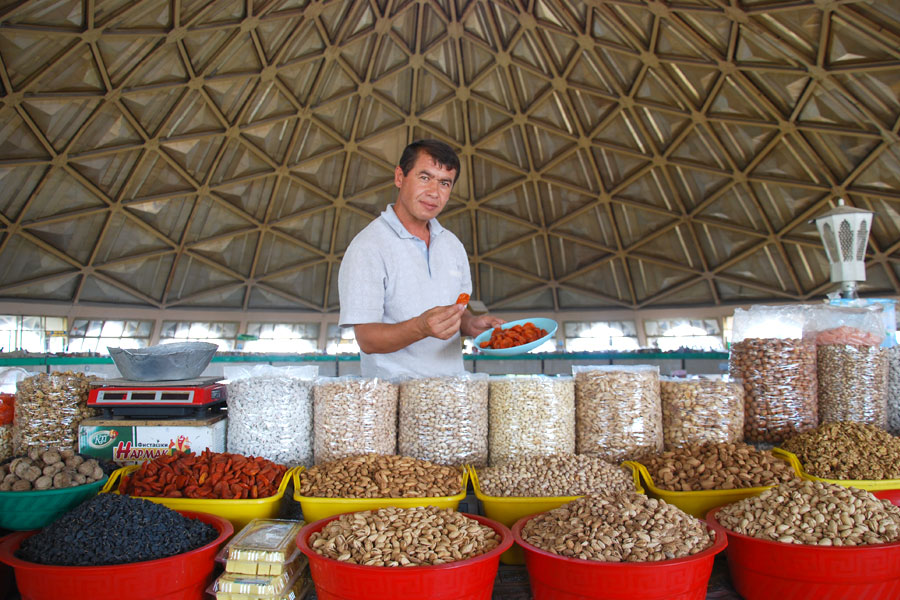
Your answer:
[641,442,799,491]
[781,422,900,480]
[521,493,715,562]
[717,479,900,546]
[309,506,500,566]
[476,454,633,497]
[298,454,463,498]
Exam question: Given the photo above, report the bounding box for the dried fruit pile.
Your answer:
[118,450,287,499]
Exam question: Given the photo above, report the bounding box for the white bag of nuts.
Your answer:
[225,364,318,467]
[398,373,488,467]
[810,306,888,428]
[313,376,398,464]
[488,375,575,466]
[573,365,663,463]
[14,372,98,455]
[660,376,744,449]
[729,305,818,444]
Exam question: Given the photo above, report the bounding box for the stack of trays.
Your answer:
[209,519,311,600]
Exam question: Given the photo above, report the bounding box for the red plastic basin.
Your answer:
[297,512,513,600]
[707,506,900,600]
[512,512,726,600]
[0,510,233,600]
[874,489,900,506]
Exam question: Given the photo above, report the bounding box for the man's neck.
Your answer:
[393,204,431,245]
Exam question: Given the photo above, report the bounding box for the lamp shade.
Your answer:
[814,199,873,284]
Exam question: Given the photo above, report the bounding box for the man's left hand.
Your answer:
[461,313,505,337]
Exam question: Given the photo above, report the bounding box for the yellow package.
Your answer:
[212,566,312,600]
[225,519,305,563]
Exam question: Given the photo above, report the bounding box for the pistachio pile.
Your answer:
[717,479,900,546]
[476,454,633,497]
[521,493,715,562]
[780,422,900,480]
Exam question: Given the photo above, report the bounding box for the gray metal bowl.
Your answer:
[108,342,218,381]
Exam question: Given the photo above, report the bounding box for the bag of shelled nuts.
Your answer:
[729,305,818,444]
[573,365,662,463]
[659,376,744,449]
[808,305,888,429]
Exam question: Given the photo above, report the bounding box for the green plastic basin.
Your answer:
[0,475,108,530]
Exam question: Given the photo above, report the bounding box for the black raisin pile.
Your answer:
[17,494,219,566]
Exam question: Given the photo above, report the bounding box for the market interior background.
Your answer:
[1,0,899,353]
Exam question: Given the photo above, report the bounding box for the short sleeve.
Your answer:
[338,233,386,326]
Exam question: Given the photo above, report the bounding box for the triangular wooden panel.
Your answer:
[215,176,276,221]
[254,232,321,276]
[31,46,105,94]
[209,139,274,185]
[121,88,186,138]
[192,231,260,277]
[256,16,303,63]
[478,126,529,171]
[242,118,297,164]
[626,257,696,302]
[21,167,107,222]
[0,30,76,88]
[165,254,244,303]
[25,211,108,264]
[161,136,227,183]
[93,212,173,262]
[124,152,198,200]
[477,263,543,306]
[290,151,347,196]
[272,206,335,252]
[69,150,142,199]
[0,165,49,221]
[259,262,328,305]
[125,196,196,242]
[95,254,175,302]
[183,195,256,244]
[340,33,378,81]
[96,37,164,88]
[0,235,77,285]
[104,0,170,29]
[69,104,145,154]
[0,111,52,160]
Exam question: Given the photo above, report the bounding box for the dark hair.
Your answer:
[398,139,461,182]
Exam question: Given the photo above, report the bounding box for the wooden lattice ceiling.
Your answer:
[1,0,899,313]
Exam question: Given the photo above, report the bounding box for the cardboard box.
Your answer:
[78,414,227,465]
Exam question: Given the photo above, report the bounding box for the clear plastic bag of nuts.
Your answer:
[313,376,398,464]
[398,373,488,467]
[660,376,744,449]
[573,365,663,463]
[729,305,818,444]
[809,305,888,428]
[225,364,318,467]
[888,345,900,435]
[488,375,575,466]
[14,371,98,455]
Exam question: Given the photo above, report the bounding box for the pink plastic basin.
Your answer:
[512,512,727,600]
[297,512,512,600]
[0,510,233,600]
[707,506,900,600]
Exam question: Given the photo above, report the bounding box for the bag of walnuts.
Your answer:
[14,371,98,455]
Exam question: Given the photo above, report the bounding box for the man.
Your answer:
[338,139,504,377]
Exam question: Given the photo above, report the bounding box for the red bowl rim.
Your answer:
[706,506,900,551]
[297,511,513,572]
[0,510,233,571]
[511,510,727,567]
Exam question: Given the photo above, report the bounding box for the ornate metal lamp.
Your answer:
[813,198,874,299]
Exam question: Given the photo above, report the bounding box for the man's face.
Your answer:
[394,151,457,224]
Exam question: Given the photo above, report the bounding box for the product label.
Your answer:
[78,419,226,465]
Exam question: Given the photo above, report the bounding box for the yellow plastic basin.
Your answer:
[772,447,900,492]
[102,464,298,532]
[292,466,469,523]
[626,450,803,519]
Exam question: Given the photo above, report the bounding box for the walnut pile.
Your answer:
[0,448,104,491]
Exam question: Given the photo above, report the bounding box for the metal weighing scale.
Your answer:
[88,376,226,418]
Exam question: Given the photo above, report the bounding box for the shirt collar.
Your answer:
[381,204,445,240]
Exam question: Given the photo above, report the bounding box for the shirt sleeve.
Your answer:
[459,240,473,296]
[338,233,386,327]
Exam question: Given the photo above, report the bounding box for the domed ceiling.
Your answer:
[1,0,899,313]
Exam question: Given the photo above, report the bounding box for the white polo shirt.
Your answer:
[338,204,472,378]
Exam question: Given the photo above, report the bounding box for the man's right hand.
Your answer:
[417,303,466,340]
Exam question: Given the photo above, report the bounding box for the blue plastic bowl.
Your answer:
[473,318,558,356]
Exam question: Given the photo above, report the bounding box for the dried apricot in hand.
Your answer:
[455,293,470,305]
